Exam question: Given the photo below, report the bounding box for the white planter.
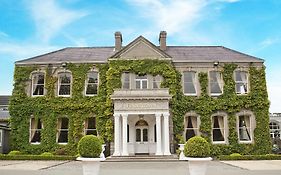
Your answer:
[178,144,185,160]
[77,157,105,175]
[186,157,212,175]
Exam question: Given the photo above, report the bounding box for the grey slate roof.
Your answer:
[0,96,10,106]
[15,45,263,65]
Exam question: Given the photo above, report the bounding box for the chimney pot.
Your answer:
[115,31,122,51]
[159,31,167,51]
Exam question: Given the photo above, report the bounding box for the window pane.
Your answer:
[88,72,98,83]
[122,73,130,89]
[212,116,224,141]
[58,131,68,143]
[32,73,45,96]
[235,71,248,94]
[59,85,70,95]
[185,116,197,141]
[136,129,141,142]
[239,116,251,141]
[210,72,222,94]
[30,118,42,143]
[61,118,69,129]
[86,84,97,95]
[143,129,148,142]
[184,72,196,94]
[142,80,147,89]
[86,72,98,95]
[153,75,162,89]
[136,81,141,89]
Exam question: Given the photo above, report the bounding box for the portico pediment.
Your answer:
[110,36,171,60]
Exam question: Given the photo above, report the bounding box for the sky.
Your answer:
[0,0,280,112]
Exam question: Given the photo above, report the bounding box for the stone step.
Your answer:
[105,155,179,162]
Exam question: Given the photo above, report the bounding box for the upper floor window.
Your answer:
[32,73,45,96]
[122,72,130,89]
[269,122,280,138]
[153,75,163,89]
[183,71,197,95]
[135,75,148,89]
[30,118,42,144]
[209,71,223,95]
[57,117,69,144]
[212,115,226,143]
[58,72,72,97]
[238,115,252,142]
[185,115,199,141]
[235,71,248,94]
[85,72,98,96]
[85,117,97,135]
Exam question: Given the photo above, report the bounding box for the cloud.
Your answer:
[217,0,240,2]
[260,37,280,49]
[28,0,88,43]
[0,31,9,38]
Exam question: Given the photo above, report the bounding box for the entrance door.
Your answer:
[135,119,149,154]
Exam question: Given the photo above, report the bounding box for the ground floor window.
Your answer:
[57,118,69,143]
[212,115,225,143]
[84,117,97,135]
[270,122,280,138]
[238,115,252,142]
[30,118,42,143]
[185,116,199,141]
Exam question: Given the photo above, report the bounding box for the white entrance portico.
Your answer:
[111,89,172,156]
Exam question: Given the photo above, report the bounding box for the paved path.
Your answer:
[0,160,281,175]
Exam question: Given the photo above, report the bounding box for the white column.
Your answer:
[122,114,129,156]
[163,113,171,155]
[113,114,121,156]
[155,113,163,155]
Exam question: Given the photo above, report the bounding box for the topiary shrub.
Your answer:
[78,135,102,158]
[40,152,54,156]
[8,150,22,155]
[230,153,242,157]
[184,136,210,157]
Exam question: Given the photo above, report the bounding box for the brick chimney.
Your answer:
[159,31,167,51]
[115,31,122,51]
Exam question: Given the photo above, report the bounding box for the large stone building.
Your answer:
[10,31,271,156]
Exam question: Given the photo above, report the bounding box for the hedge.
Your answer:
[217,154,281,160]
[0,154,76,160]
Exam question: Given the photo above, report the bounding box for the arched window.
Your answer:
[269,122,280,138]
[57,117,69,143]
[58,72,72,97]
[85,71,98,96]
[84,117,97,135]
[31,72,45,96]
[184,114,199,141]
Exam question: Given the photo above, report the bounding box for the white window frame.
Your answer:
[235,70,249,95]
[84,117,97,135]
[183,71,197,96]
[237,111,255,144]
[211,114,227,144]
[31,72,45,97]
[269,121,280,138]
[135,75,148,89]
[152,75,163,89]
[122,72,130,89]
[184,112,200,142]
[58,72,72,97]
[57,117,69,144]
[29,118,43,144]
[209,71,223,96]
[85,71,99,96]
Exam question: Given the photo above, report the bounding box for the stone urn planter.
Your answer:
[180,136,212,175]
[76,135,106,175]
[178,143,185,160]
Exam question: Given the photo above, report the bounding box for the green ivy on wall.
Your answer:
[9,60,271,156]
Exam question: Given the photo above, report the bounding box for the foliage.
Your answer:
[0,154,76,160]
[40,152,54,156]
[9,60,271,156]
[77,135,102,158]
[8,150,22,155]
[184,136,211,157]
[217,154,281,160]
[230,153,242,157]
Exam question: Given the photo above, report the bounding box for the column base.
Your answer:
[163,152,171,156]
[113,152,121,156]
[155,152,163,156]
[121,152,129,156]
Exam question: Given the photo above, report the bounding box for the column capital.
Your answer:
[121,113,128,118]
[155,113,162,118]
[163,112,169,117]
[113,113,120,118]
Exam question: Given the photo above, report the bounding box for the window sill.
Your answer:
[184,93,197,96]
[236,93,248,96]
[212,141,227,144]
[85,94,98,97]
[30,142,41,145]
[238,140,253,144]
[32,95,45,97]
[57,143,68,145]
[58,95,71,97]
[210,93,222,96]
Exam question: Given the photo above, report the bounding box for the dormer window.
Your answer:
[135,75,147,89]
[235,71,248,94]
[209,71,223,96]
[58,72,72,97]
[85,71,98,96]
[32,73,45,96]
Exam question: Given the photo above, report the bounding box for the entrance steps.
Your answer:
[105,154,179,162]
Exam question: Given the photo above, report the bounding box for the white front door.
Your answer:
[135,126,149,154]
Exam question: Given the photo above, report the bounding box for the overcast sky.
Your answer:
[0,0,280,112]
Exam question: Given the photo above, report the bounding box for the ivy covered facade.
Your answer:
[10,31,271,156]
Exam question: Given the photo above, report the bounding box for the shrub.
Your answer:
[55,147,67,155]
[40,152,54,156]
[184,136,210,157]
[78,135,102,158]
[8,150,22,155]
[230,153,242,157]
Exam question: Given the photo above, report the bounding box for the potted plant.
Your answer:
[76,135,106,175]
[182,136,212,175]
